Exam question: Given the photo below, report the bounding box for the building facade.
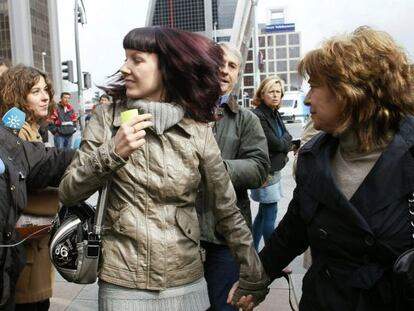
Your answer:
[146,0,256,103]
[0,0,62,96]
[147,0,238,42]
[146,1,302,108]
[241,23,302,104]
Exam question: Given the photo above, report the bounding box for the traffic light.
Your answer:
[77,6,86,24]
[62,60,74,83]
[83,72,92,89]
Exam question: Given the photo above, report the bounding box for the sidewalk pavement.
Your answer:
[50,153,305,311]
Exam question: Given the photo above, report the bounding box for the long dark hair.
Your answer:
[103,27,223,122]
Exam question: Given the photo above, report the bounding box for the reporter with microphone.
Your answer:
[0,107,74,311]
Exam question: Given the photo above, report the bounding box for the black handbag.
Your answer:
[393,192,414,301]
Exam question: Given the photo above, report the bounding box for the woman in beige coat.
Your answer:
[59,27,270,311]
[0,65,59,311]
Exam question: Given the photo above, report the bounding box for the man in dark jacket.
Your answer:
[196,42,270,310]
[0,124,74,310]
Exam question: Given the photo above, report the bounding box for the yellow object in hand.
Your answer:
[120,109,139,124]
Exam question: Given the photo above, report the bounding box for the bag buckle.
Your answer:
[86,235,100,258]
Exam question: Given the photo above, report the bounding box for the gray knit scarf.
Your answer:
[127,99,185,135]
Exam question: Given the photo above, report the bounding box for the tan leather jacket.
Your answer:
[59,103,268,290]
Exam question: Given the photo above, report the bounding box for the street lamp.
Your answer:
[41,51,46,72]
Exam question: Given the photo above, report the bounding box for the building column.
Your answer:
[48,0,62,99]
[8,0,33,65]
[204,0,213,39]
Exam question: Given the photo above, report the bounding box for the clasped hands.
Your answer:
[227,279,270,311]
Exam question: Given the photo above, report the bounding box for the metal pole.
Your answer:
[41,51,46,72]
[74,0,84,131]
[251,0,260,90]
[213,21,217,42]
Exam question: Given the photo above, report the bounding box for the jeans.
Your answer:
[54,134,73,148]
[252,202,278,251]
[201,241,239,311]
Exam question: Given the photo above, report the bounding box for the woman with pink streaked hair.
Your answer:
[59,27,269,311]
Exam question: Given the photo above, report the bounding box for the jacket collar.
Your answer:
[299,116,414,233]
[350,117,414,212]
[221,94,240,114]
[258,102,276,117]
[176,118,195,136]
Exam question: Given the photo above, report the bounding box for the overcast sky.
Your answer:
[57,0,414,98]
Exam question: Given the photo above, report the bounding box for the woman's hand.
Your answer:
[114,113,152,159]
[227,281,256,311]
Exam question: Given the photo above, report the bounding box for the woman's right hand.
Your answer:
[114,113,153,159]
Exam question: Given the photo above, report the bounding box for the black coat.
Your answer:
[260,116,414,311]
[0,125,74,310]
[252,104,292,172]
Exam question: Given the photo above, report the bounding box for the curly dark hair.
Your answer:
[0,65,55,124]
[102,26,223,123]
[298,26,414,152]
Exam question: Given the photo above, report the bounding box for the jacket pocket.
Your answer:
[175,208,201,268]
[176,208,200,244]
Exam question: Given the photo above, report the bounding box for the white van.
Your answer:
[278,91,309,123]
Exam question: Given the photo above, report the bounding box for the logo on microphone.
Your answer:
[1,107,26,130]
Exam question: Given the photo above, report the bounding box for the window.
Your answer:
[267,48,274,59]
[243,76,254,87]
[289,59,299,71]
[245,88,254,98]
[279,73,287,84]
[259,36,265,47]
[268,61,275,72]
[270,9,284,25]
[276,35,286,45]
[258,50,266,72]
[290,73,301,89]
[289,47,300,58]
[267,36,273,46]
[277,60,287,71]
[247,50,253,61]
[288,33,300,45]
[244,63,253,74]
[276,47,287,59]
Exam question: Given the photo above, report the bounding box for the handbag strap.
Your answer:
[93,103,118,236]
[93,181,110,236]
[283,273,299,311]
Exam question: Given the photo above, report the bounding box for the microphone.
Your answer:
[2,107,26,130]
[1,107,26,176]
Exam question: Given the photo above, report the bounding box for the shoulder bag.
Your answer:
[49,105,116,284]
[56,106,76,136]
[48,184,110,284]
